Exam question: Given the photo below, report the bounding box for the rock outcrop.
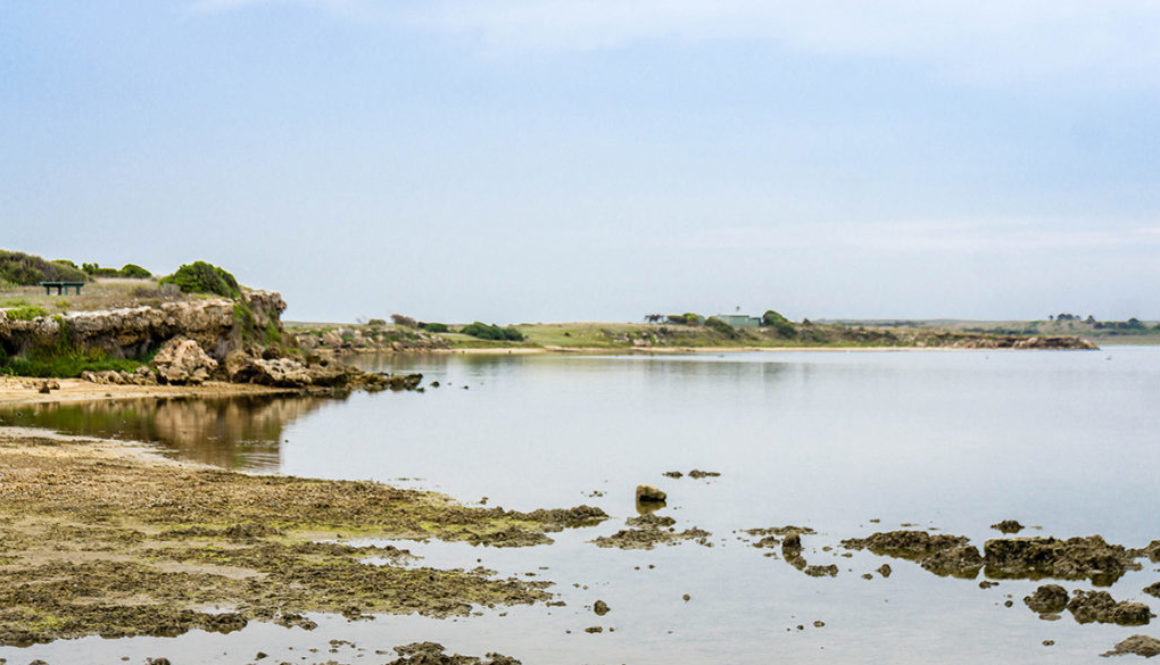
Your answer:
[81,367,158,386]
[0,289,286,362]
[224,349,423,392]
[151,338,219,385]
[294,326,450,354]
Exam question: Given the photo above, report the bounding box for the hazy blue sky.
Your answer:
[3,1,1158,323]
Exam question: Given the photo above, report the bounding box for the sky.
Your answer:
[2,1,1159,323]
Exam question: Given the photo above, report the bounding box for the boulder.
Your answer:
[635,485,666,503]
[150,337,218,385]
[225,352,313,387]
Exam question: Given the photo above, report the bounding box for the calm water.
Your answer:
[3,347,1159,664]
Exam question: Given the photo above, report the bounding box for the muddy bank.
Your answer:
[0,429,606,646]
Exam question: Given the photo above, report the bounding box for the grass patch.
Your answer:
[3,354,142,378]
[5,305,48,321]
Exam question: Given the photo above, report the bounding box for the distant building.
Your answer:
[715,314,761,328]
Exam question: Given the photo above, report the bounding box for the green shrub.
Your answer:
[461,321,524,342]
[762,309,796,338]
[421,322,449,333]
[5,305,48,321]
[705,316,739,339]
[81,262,120,277]
[4,354,142,378]
[683,312,702,326]
[118,263,152,278]
[160,261,240,298]
[0,249,88,285]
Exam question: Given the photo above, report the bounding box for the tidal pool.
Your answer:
[3,347,1159,664]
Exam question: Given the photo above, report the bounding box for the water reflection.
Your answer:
[0,395,339,470]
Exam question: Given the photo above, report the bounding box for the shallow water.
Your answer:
[3,346,1159,664]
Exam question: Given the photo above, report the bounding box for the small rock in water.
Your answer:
[682,594,691,602]
[1043,640,1054,647]
[877,564,892,578]
[688,469,721,479]
[636,484,667,503]
[662,471,683,479]
[991,519,1025,534]
[593,600,610,616]
[1024,584,1068,615]
[585,626,603,634]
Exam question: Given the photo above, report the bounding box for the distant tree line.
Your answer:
[641,308,798,338]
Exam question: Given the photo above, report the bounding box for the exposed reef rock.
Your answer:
[593,513,710,550]
[841,530,983,578]
[984,535,1139,584]
[385,642,521,665]
[1068,590,1154,625]
[991,520,1025,534]
[1024,584,1069,614]
[1103,635,1160,658]
[844,531,1143,585]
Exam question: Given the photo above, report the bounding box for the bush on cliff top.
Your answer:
[160,261,240,299]
[0,250,88,286]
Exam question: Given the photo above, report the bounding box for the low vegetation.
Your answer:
[0,250,88,286]
[462,321,525,342]
[5,305,47,321]
[81,262,153,278]
[159,261,241,299]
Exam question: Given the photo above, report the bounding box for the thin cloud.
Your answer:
[654,220,1160,253]
[191,0,1160,88]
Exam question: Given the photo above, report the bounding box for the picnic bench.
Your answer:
[39,281,85,295]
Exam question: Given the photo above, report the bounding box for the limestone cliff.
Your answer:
[0,289,287,361]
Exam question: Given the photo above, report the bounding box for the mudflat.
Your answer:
[0,427,605,646]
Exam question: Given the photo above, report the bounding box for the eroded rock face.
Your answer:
[0,292,288,363]
[150,338,218,385]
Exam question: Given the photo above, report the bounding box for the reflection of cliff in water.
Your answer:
[0,395,338,471]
